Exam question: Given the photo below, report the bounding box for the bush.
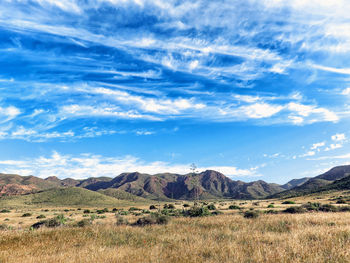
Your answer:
[283,206,306,214]
[0,209,10,213]
[167,204,175,209]
[302,202,321,211]
[134,213,170,226]
[31,215,67,229]
[0,224,8,230]
[183,204,190,208]
[243,210,260,219]
[319,204,338,212]
[76,219,92,227]
[129,207,141,211]
[118,211,129,216]
[112,208,118,212]
[282,200,296,204]
[211,210,223,215]
[21,213,32,217]
[265,209,278,214]
[336,199,347,204]
[339,206,350,212]
[36,215,46,219]
[228,205,241,210]
[184,206,210,217]
[207,204,216,210]
[83,209,91,214]
[267,204,274,208]
[149,205,157,210]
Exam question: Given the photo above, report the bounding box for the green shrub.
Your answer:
[112,208,118,212]
[207,204,216,210]
[76,219,92,227]
[339,206,350,212]
[302,202,321,211]
[184,206,210,217]
[183,204,190,208]
[134,213,170,226]
[267,204,274,208]
[83,209,90,214]
[36,215,46,219]
[319,204,338,212]
[118,211,129,216]
[283,206,306,214]
[336,199,347,204]
[167,204,175,209]
[243,210,260,219]
[228,205,241,210]
[129,207,141,211]
[282,200,296,204]
[265,209,278,214]
[32,214,67,229]
[21,213,32,217]
[0,209,10,213]
[149,205,157,210]
[211,210,223,215]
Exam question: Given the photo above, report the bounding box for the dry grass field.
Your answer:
[1,191,350,263]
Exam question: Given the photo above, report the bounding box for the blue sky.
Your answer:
[0,0,350,183]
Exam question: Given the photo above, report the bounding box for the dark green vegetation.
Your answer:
[0,188,126,208]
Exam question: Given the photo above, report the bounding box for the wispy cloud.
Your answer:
[0,151,260,179]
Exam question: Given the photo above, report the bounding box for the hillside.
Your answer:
[91,170,284,200]
[98,188,149,202]
[0,187,127,208]
[270,165,350,198]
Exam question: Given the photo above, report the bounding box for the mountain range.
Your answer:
[1,165,350,201]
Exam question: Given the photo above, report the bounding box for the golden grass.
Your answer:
[1,212,350,263]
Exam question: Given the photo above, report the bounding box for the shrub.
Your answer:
[64,209,69,212]
[319,204,338,212]
[83,209,91,214]
[76,219,92,227]
[339,206,350,212]
[183,204,190,208]
[336,199,347,204]
[112,208,118,212]
[302,202,321,211]
[31,215,67,229]
[265,209,278,214]
[0,209,10,213]
[243,210,260,219]
[129,207,141,211]
[118,211,129,216]
[167,204,175,209]
[283,206,306,214]
[267,204,274,208]
[36,215,46,219]
[0,224,8,230]
[211,210,223,215]
[142,209,151,214]
[184,206,210,217]
[134,213,170,226]
[228,205,241,210]
[149,205,157,210]
[207,204,216,210]
[282,200,296,204]
[21,213,32,217]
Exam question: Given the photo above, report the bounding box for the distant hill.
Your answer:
[282,177,311,190]
[271,165,350,198]
[0,187,127,208]
[90,170,284,200]
[0,170,284,200]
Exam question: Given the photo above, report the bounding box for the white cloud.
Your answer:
[0,152,260,179]
[311,142,325,150]
[331,133,346,141]
[0,106,21,122]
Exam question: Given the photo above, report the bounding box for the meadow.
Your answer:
[1,191,350,263]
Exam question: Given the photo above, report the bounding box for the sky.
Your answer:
[1,0,350,184]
